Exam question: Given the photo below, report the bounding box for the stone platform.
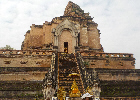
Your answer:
[68,97,82,100]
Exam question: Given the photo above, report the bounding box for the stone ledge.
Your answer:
[0,67,50,73]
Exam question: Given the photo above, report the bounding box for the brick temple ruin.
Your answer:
[0,1,140,100]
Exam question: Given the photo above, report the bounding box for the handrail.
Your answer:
[76,53,88,90]
[74,53,85,93]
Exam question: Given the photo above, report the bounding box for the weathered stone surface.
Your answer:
[0,67,49,81]
[68,97,82,100]
[21,1,102,53]
[0,81,43,99]
[100,80,140,97]
[0,1,138,99]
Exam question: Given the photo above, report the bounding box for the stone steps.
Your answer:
[58,53,85,96]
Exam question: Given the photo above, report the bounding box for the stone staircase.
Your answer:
[57,53,85,96]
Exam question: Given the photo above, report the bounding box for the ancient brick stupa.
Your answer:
[0,1,139,100]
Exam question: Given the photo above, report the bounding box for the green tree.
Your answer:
[0,45,15,50]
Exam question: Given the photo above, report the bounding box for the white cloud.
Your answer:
[0,0,140,69]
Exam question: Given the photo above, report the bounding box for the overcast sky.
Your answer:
[0,0,140,69]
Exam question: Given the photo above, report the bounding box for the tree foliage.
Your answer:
[0,45,15,50]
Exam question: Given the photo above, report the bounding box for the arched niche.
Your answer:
[52,19,78,53]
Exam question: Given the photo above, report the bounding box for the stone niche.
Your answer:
[52,19,78,53]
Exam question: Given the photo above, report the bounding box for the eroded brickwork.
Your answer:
[95,69,140,81]
[81,51,135,69]
[0,57,51,67]
[0,67,49,81]
[0,50,52,67]
[22,1,102,52]
[0,1,138,99]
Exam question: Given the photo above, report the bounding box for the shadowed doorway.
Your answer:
[64,42,68,53]
[59,30,73,53]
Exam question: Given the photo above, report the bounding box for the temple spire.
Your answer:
[64,1,85,18]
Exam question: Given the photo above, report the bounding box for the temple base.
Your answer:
[68,97,82,100]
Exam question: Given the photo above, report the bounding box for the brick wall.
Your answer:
[0,81,43,99]
[0,56,51,67]
[94,68,140,81]
[0,67,50,81]
[81,51,135,69]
